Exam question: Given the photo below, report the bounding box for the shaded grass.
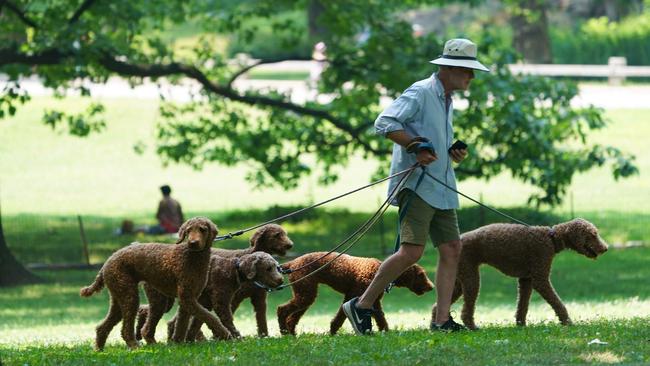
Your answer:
[4,207,649,265]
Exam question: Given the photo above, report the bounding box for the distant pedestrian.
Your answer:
[150,185,184,234]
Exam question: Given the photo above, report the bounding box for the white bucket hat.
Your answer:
[430,38,489,72]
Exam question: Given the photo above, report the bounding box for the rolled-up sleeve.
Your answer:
[374,87,422,136]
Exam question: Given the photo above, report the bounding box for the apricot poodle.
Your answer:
[432,218,608,330]
[277,252,434,335]
[80,217,230,350]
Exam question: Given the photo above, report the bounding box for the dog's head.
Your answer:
[393,263,434,295]
[176,217,218,251]
[249,224,293,256]
[238,252,284,288]
[563,218,608,259]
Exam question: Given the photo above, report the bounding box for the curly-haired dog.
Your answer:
[431,218,608,330]
[213,224,293,337]
[277,252,434,335]
[180,252,284,339]
[136,223,292,342]
[80,217,231,350]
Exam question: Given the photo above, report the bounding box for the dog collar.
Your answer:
[548,226,564,253]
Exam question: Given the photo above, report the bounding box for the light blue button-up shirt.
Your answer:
[374,73,459,209]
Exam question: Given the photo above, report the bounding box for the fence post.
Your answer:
[78,215,90,265]
[608,57,627,85]
[479,193,485,227]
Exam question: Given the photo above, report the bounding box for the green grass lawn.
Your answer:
[1,246,649,365]
[1,93,649,364]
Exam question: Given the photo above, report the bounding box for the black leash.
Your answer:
[422,170,531,227]
[278,164,419,276]
[246,163,534,293]
[259,164,419,292]
[214,165,421,242]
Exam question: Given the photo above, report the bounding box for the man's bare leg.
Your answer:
[356,243,424,309]
[434,240,461,324]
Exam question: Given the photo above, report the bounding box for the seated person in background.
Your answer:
[149,185,184,234]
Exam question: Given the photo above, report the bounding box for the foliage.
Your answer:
[551,13,650,66]
[226,10,312,60]
[0,0,638,206]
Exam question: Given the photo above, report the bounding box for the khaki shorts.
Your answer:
[397,189,460,247]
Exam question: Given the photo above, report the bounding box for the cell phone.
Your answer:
[448,140,468,153]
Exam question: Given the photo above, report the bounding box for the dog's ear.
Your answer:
[176,219,191,244]
[249,225,270,249]
[208,219,219,242]
[241,254,261,280]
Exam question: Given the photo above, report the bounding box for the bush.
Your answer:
[551,13,650,65]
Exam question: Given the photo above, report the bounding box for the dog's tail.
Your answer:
[80,269,105,297]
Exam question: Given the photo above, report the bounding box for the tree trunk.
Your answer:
[308,0,327,40]
[510,0,553,63]
[590,0,644,21]
[0,202,41,286]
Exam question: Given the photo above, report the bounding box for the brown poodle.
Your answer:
[80,217,231,350]
[432,218,608,330]
[136,223,292,342]
[277,252,434,335]
[213,224,293,337]
[182,252,284,339]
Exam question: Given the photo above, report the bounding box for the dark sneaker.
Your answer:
[430,315,466,332]
[342,297,373,335]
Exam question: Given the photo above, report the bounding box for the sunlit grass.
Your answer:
[0,97,647,216]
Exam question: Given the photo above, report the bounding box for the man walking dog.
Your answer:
[343,38,490,334]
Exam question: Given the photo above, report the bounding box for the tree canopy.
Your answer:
[0,0,638,206]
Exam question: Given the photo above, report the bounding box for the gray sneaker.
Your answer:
[342,297,373,335]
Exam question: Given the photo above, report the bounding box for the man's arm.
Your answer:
[386,130,438,166]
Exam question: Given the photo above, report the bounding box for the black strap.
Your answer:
[441,54,477,61]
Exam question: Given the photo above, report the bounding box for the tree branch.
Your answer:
[226,55,310,88]
[0,46,384,154]
[68,0,98,25]
[2,0,38,28]
[97,52,385,154]
[0,47,64,66]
